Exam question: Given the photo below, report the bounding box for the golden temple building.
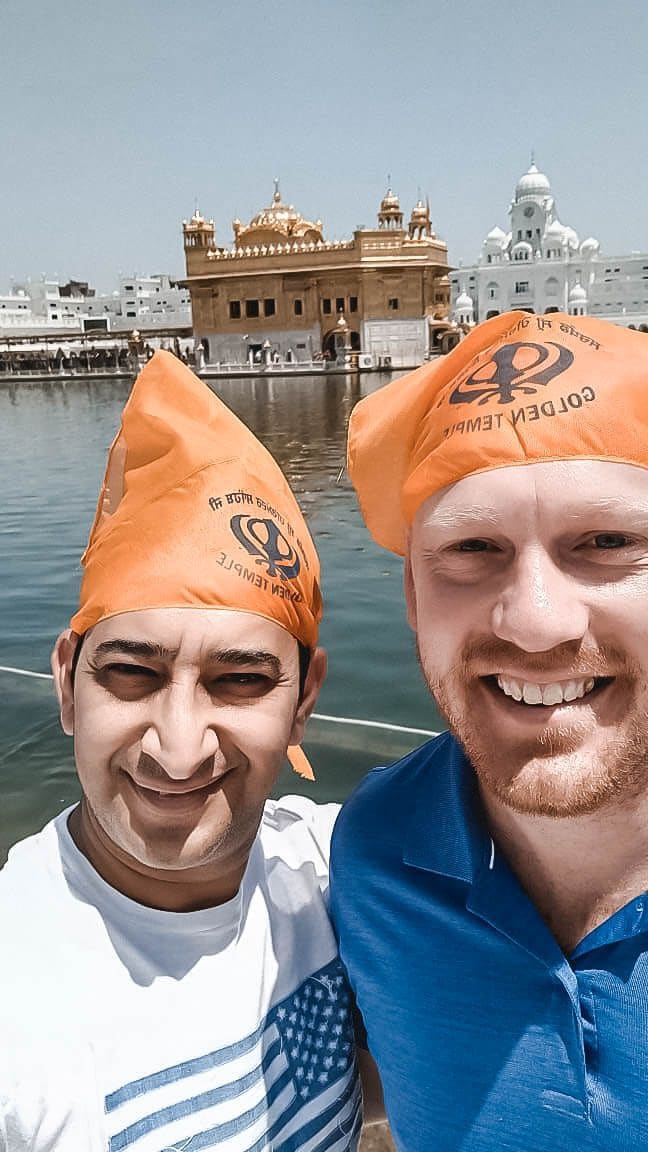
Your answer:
[179,182,452,368]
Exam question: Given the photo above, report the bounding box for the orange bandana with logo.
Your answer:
[348,311,648,554]
[71,351,322,777]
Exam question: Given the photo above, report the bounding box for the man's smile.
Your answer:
[480,673,615,712]
[124,770,233,814]
[496,674,596,705]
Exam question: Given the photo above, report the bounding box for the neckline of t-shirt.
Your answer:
[53,806,246,935]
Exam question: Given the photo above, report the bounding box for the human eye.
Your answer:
[207,671,276,701]
[88,661,161,698]
[590,533,635,549]
[576,532,641,554]
[453,538,496,552]
[572,531,648,567]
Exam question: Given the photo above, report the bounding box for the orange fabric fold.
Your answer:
[71,351,322,646]
[348,311,648,554]
[286,744,315,781]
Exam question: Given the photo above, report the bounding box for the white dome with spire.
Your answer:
[569,282,587,302]
[455,287,473,308]
[511,240,533,258]
[486,225,506,242]
[515,162,551,201]
[580,236,600,255]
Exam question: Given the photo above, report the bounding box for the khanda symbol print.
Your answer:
[449,341,575,406]
[230,515,301,580]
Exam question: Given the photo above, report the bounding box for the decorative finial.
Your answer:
[273,177,280,202]
[530,149,535,167]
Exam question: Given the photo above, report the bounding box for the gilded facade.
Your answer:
[179,183,451,368]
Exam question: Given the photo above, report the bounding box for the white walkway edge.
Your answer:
[0,664,53,680]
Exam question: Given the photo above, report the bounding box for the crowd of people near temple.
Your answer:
[0,337,196,375]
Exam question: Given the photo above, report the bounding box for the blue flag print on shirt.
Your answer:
[104,958,361,1152]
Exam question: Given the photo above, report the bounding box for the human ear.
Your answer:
[404,552,418,632]
[51,630,80,736]
[289,646,327,746]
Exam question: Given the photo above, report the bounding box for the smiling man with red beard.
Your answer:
[331,311,648,1151]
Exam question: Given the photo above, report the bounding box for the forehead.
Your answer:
[413,459,648,536]
[85,607,296,659]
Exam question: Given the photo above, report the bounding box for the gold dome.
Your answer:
[407,196,435,240]
[410,198,428,223]
[233,181,324,247]
[378,185,403,229]
[380,186,400,211]
[183,205,214,230]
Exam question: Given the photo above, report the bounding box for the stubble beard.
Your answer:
[417,642,648,818]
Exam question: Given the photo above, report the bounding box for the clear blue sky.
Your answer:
[1,0,647,291]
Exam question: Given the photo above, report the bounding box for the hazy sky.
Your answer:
[2,0,647,291]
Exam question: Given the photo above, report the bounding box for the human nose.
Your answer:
[491,547,590,653]
[139,682,221,780]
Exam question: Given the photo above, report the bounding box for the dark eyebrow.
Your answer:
[90,641,282,676]
[206,649,282,676]
[91,640,178,660]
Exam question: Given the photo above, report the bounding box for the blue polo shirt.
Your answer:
[330,732,648,1150]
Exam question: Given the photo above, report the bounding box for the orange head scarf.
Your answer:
[348,311,648,554]
[70,350,322,777]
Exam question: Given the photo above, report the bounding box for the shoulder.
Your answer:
[332,731,454,851]
[0,815,63,903]
[0,812,74,967]
[330,732,460,895]
[259,795,341,871]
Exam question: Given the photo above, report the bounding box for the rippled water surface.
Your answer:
[0,372,442,860]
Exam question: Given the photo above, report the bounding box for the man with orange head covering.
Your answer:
[0,353,365,1151]
[331,312,648,1150]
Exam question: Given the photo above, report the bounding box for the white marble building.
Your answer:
[0,275,191,336]
[451,161,648,330]
[84,275,191,330]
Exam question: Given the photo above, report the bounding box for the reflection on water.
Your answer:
[0,373,441,861]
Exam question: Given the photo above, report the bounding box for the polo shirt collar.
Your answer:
[401,733,574,975]
[402,733,491,883]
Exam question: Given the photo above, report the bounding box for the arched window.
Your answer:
[545,277,560,298]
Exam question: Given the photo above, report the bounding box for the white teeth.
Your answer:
[541,683,564,706]
[522,683,543,705]
[496,674,598,706]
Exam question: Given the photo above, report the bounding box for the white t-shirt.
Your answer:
[0,797,360,1152]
